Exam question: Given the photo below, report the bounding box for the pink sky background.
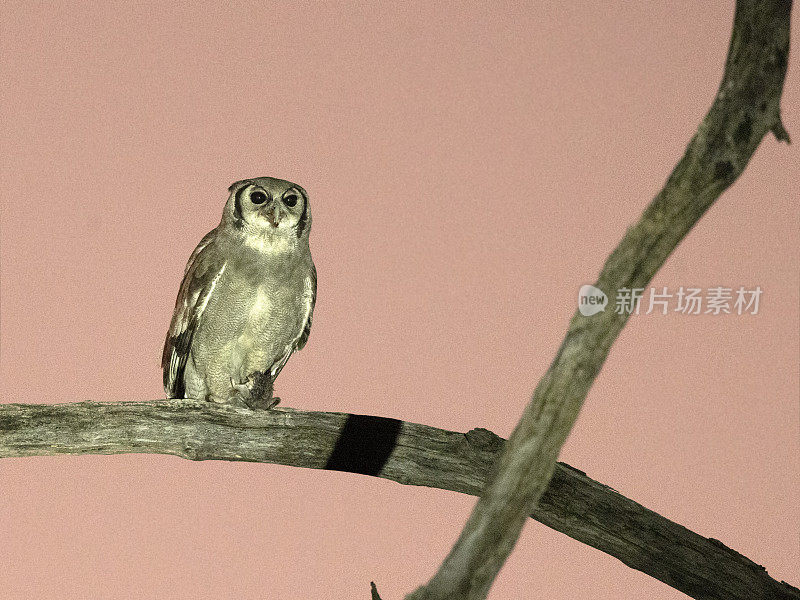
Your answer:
[1,2,798,599]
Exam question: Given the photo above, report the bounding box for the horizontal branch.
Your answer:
[1,400,797,600]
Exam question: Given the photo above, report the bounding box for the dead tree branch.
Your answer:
[0,1,793,599]
[404,0,793,598]
[0,400,797,600]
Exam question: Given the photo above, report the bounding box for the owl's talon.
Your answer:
[225,383,252,408]
[225,378,279,410]
[224,396,250,409]
[247,396,280,410]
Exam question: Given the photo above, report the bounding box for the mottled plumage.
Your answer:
[162,177,316,409]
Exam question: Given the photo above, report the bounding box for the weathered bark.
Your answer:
[0,400,797,600]
[405,0,793,598]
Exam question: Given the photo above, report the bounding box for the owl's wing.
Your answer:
[295,263,316,351]
[161,229,226,398]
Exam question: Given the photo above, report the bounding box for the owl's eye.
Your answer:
[283,194,298,208]
[250,191,267,205]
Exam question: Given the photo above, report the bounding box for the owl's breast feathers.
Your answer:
[161,228,315,399]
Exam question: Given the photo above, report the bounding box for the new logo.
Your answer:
[578,285,608,316]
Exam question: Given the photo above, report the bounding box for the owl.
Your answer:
[162,177,316,410]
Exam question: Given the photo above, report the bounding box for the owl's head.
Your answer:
[223,177,311,246]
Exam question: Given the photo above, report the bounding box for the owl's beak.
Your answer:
[264,201,283,227]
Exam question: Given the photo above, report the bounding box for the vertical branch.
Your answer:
[405,1,792,598]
